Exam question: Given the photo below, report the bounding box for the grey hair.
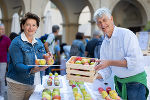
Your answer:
[93,7,112,23]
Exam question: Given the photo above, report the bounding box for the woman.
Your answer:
[6,12,48,100]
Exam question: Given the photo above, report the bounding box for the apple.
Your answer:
[43,53,50,60]
[101,91,108,99]
[82,90,87,96]
[53,88,60,92]
[90,62,95,65]
[84,93,92,100]
[42,93,51,100]
[54,80,60,86]
[52,91,60,97]
[39,59,46,65]
[47,58,54,65]
[42,89,51,95]
[75,60,82,64]
[76,57,82,61]
[55,72,59,76]
[52,95,61,100]
[73,87,78,92]
[90,58,95,62]
[54,76,59,81]
[49,72,53,76]
[84,62,89,65]
[72,84,76,89]
[106,87,111,94]
[69,60,74,64]
[98,87,104,94]
[47,79,52,86]
[109,92,118,99]
[81,59,88,64]
[35,59,40,65]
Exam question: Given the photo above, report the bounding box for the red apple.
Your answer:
[76,57,82,61]
[72,84,76,89]
[98,87,104,94]
[106,87,111,94]
[52,95,61,100]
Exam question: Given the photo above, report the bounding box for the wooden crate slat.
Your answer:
[66,74,97,83]
[66,68,95,76]
[66,63,96,70]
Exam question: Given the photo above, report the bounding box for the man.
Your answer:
[44,25,60,75]
[0,24,11,97]
[85,30,101,58]
[94,8,149,100]
[44,25,60,54]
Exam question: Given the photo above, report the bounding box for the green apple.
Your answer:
[75,60,82,64]
[52,91,60,97]
[84,93,92,100]
[39,59,46,65]
[90,62,95,65]
[73,87,78,92]
[42,93,51,100]
[55,72,59,76]
[49,72,53,76]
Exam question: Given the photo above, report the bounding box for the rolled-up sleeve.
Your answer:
[98,67,112,80]
[124,31,143,70]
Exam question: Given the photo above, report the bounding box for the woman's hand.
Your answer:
[30,66,49,74]
[94,60,110,71]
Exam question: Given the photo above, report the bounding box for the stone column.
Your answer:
[62,23,79,44]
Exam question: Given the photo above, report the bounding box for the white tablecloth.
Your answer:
[29,75,106,100]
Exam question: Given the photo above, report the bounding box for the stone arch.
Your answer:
[112,0,147,32]
[0,0,25,35]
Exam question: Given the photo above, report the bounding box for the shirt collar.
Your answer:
[21,32,37,45]
[105,26,117,41]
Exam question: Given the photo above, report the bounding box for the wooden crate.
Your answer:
[66,56,98,83]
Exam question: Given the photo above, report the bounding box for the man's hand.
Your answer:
[94,60,110,71]
[30,66,49,74]
[96,73,103,79]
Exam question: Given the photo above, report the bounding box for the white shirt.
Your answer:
[7,32,41,85]
[98,26,145,80]
[46,33,55,54]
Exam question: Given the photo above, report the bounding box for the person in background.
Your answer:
[6,12,49,100]
[94,7,149,100]
[44,25,60,75]
[0,24,11,98]
[44,25,60,54]
[70,32,85,57]
[85,30,101,58]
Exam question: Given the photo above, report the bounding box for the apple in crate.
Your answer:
[52,95,61,100]
[42,89,51,95]
[76,56,82,61]
[90,62,95,65]
[75,60,82,64]
[39,59,46,65]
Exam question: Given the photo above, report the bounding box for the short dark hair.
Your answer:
[52,25,60,33]
[20,12,40,32]
[76,32,84,40]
